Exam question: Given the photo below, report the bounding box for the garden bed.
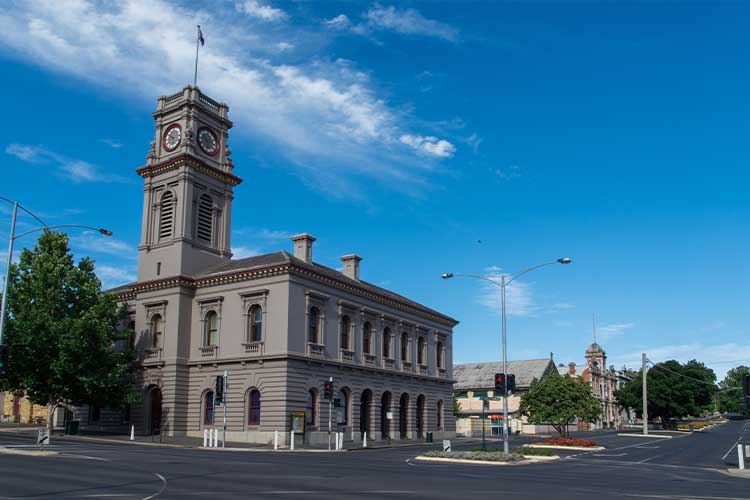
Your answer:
[416,449,559,465]
[527,437,604,451]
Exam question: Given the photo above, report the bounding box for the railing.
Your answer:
[340,349,355,363]
[418,364,429,375]
[200,345,218,358]
[362,353,376,367]
[307,342,325,358]
[401,361,413,372]
[243,341,264,356]
[199,94,220,112]
[164,91,182,104]
[383,358,394,369]
[143,348,162,363]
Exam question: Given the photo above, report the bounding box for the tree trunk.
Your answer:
[47,401,60,435]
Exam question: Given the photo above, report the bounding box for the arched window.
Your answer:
[337,389,348,425]
[127,321,136,350]
[308,307,319,344]
[306,389,317,427]
[196,193,213,243]
[151,315,163,348]
[362,322,372,355]
[437,400,444,429]
[204,391,214,425]
[417,337,425,365]
[340,315,350,350]
[204,311,218,346]
[248,390,261,426]
[436,341,443,368]
[382,327,391,358]
[159,191,174,240]
[401,332,409,361]
[249,305,262,342]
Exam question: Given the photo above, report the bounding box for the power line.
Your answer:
[646,359,729,388]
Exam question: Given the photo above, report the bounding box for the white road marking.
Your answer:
[141,473,167,500]
[722,439,742,461]
[592,453,627,457]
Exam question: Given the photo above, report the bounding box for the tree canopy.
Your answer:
[0,231,138,424]
[519,373,601,436]
[717,365,750,414]
[615,359,716,424]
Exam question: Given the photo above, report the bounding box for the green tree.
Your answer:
[519,373,601,436]
[0,231,138,429]
[717,366,750,414]
[452,394,462,417]
[615,359,717,426]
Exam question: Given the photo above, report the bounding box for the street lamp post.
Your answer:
[442,257,572,455]
[0,196,112,345]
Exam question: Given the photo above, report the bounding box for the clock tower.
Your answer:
[136,85,242,281]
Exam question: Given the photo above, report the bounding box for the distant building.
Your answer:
[1,392,48,424]
[557,342,633,429]
[453,358,558,436]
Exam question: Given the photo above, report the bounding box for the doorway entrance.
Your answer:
[399,393,409,439]
[147,386,162,435]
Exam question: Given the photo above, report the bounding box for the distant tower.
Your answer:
[586,313,606,372]
[136,86,243,281]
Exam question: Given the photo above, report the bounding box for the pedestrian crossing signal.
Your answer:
[324,381,333,400]
[215,375,224,404]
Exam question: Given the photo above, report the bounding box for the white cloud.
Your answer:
[98,138,123,149]
[0,1,456,198]
[5,143,130,183]
[236,1,287,22]
[477,266,536,317]
[71,231,136,259]
[364,5,458,42]
[96,264,136,289]
[232,246,262,259]
[495,165,521,180]
[597,322,635,341]
[275,41,294,51]
[399,134,456,158]
[324,14,351,30]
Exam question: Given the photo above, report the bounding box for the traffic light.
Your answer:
[494,373,505,393]
[324,380,333,400]
[215,375,224,405]
[0,344,7,378]
[507,374,516,394]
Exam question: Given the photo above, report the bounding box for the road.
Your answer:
[1,421,749,499]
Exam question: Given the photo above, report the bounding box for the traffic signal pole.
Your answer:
[222,370,228,448]
[0,201,17,346]
[642,353,648,436]
[327,376,333,451]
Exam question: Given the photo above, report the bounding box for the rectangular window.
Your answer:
[454,391,468,398]
[472,390,488,399]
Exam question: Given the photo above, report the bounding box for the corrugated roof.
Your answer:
[198,251,457,324]
[453,359,556,390]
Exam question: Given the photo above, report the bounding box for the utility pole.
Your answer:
[500,274,509,455]
[0,202,17,345]
[481,397,487,452]
[642,353,648,436]
[222,369,228,448]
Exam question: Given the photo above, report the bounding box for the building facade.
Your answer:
[105,86,457,446]
[453,358,558,436]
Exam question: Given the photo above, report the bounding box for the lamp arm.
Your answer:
[13,225,110,240]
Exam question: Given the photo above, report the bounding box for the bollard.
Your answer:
[274,430,279,450]
[213,428,218,448]
[739,444,745,470]
[363,431,367,448]
[203,429,208,447]
[130,425,135,441]
[290,431,294,450]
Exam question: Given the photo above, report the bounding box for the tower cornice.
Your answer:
[136,154,243,186]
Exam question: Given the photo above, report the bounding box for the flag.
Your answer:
[198,27,205,46]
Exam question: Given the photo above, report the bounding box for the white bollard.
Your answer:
[339,432,344,450]
[213,428,218,448]
[203,429,208,447]
[363,431,367,448]
[130,425,135,441]
[290,431,294,450]
[336,432,341,450]
[739,444,745,470]
[274,431,279,450]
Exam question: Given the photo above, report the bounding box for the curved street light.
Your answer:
[442,257,572,455]
[0,197,113,344]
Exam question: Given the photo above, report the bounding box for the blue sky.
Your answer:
[1,1,748,378]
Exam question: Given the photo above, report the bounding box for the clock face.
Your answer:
[198,127,219,156]
[163,124,181,152]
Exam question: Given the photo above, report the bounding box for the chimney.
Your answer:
[340,254,362,281]
[291,233,316,263]
[568,362,576,376]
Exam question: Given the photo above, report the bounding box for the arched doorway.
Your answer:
[416,395,425,439]
[147,386,162,435]
[359,389,372,438]
[380,392,392,439]
[399,393,409,439]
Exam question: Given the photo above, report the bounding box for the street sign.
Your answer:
[37,428,50,448]
[443,439,451,452]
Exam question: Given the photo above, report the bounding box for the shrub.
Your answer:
[516,446,554,456]
[423,451,523,462]
[537,437,598,447]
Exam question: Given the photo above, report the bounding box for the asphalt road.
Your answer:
[1,421,749,499]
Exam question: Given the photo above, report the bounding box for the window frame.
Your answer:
[308,306,320,344]
[362,321,373,355]
[340,315,351,351]
[204,310,219,347]
[204,390,215,425]
[382,327,391,359]
[247,389,261,426]
[151,314,163,349]
[417,336,425,365]
[248,305,263,342]
[400,332,409,361]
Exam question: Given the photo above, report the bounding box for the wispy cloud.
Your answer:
[232,246,262,259]
[236,1,287,22]
[495,165,521,180]
[98,138,123,149]
[399,134,456,158]
[71,231,136,259]
[96,264,136,289]
[325,5,458,42]
[5,143,130,183]
[612,342,750,379]
[0,0,457,198]
[478,266,536,317]
[597,322,635,341]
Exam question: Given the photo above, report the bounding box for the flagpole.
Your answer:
[194,25,200,87]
